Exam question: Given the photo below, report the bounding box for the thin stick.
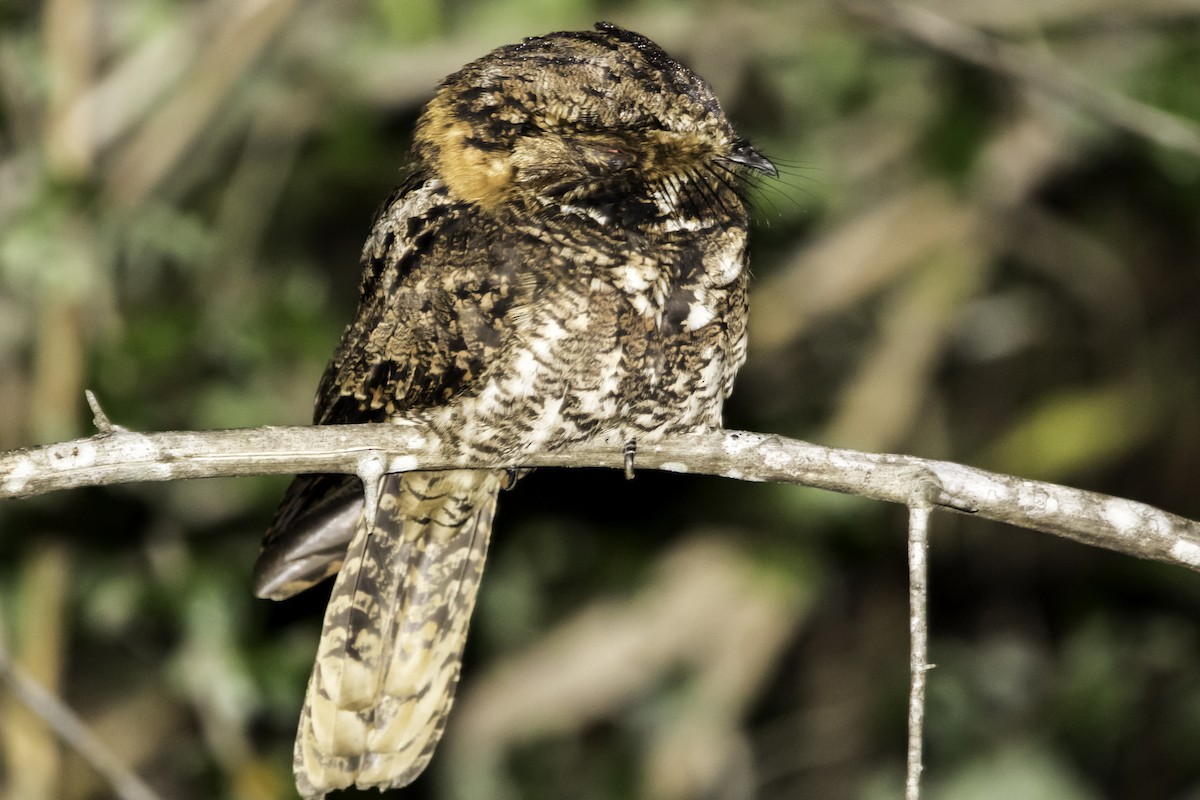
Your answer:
[84,389,123,434]
[357,450,386,535]
[905,499,933,800]
[0,647,164,800]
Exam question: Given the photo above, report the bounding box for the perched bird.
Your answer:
[253,22,775,798]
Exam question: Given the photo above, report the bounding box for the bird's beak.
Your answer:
[726,142,778,177]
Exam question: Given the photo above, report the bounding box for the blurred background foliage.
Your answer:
[1,0,1199,798]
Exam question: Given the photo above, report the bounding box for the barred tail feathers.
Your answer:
[294,469,503,797]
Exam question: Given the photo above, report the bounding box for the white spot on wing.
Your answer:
[705,239,744,287]
[619,263,651,293]
[684,302,716,331]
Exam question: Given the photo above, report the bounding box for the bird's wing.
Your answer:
[253,175,469,600]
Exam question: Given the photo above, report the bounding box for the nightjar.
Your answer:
[254,22,775,798]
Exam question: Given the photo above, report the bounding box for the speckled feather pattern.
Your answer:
[293,470,502,794]
[254,22,772,798]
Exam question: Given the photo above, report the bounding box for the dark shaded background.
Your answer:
[2,1,1200,798]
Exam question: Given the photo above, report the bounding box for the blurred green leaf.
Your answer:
[979,382,1157,481]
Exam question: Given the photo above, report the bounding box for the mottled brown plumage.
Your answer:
[254,22,774,797]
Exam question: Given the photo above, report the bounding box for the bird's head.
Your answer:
[413,22,775,224]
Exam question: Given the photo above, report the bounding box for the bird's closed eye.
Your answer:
[575,139,636,175]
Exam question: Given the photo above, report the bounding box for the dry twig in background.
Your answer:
[0,645,164,800]
[839,0,1200,157]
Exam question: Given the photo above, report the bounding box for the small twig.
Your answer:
[0,646,164,800]
[839,0,1200,158]
[84,389,124,434]
[356,450,386,534]
[905,497,934,800]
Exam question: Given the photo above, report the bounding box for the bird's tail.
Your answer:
[293,468,504,797]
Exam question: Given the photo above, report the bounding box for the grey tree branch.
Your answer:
[3,408,1199,574]
[905,499,933,800]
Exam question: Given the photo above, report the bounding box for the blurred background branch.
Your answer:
[0,640,164,800]
[1,1,1198,798]
[840,0,1200,157]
